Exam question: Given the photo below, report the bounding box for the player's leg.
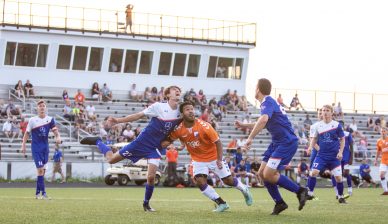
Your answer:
[193,161,229,212]
[307,156,325,199]
[343,168,352,196]
[143,159,159,212]
[379,164,388,194]
[332,165,346,203]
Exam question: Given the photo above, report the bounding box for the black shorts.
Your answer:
[362,174,372,183]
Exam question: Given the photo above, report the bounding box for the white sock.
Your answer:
[333,186,338,196]
[348,187,353,194]
[308,191,314,196]
[296,176,301,184]
[212,178,216,186]
[382,179,388,192]
[234,178,247,192]
[245,177,249,185]
[201,185,220,201]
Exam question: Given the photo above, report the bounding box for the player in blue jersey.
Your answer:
[306,104,346,203]
[235,78,308,215]
[21,100,61,199]
[80,86,182,212]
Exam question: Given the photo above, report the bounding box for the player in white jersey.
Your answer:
[21,100,61,199]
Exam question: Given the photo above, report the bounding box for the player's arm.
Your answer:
[349,139,354,165]
[375,149,381,166]
[309,136,318,152]
[245,114,269,149]
[52,127,61,145]
[21,131,30,155]
[109,111,145,126]
[337,136,345,160]
[234,120,255,129]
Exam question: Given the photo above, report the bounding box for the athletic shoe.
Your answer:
[271,201,288,215]
[80,137,101,145]
[343,194,350,199]
[381,191,388,196]
[242,188,253,206]
[338,198,347,204]
[35,194,40,200]
[143,202,156,212]
[307,195,318,201]
[40,194,51,200]
[213,203,230,212]
[296,187,308,211]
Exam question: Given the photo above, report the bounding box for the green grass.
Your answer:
[0,187,387,224]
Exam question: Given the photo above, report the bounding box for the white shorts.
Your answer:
[379,163,388,173]
[192,160,231,179]
[331,166,342,177]
[148,158,160,166]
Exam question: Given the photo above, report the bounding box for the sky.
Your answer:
[17,0,388,103]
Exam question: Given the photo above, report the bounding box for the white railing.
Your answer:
[8,89,25,109]
[55,114,72,141]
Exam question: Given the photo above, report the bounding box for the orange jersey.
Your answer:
[170,119,219,162]
[377,137,388,165]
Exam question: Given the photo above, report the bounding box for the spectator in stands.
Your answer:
[157,87,166,102]
[234,147,243,166]
[296,158,309,186]
[19,117,28,137]
[303,114,313,134]
[130,83,142,101]
[24,80,35,98]
[62,89,69,102]
[209,118,219,130]
[210,104,222,121]
[381,115,387,129]
[85,103,96,120]
[14,80,25,100]
[208,97,217,108]
[125,4,134,33]
[234,159,248,185]
[91,82,102,102]
[226,138,237,155]
[250,157,263,187]
[277,94,289,109]
[86,116,97,134]
[143,87,153,103]
[0,99,7,118]
[334,102,343,120]
[359,159,376,188]
[166,144,179,186]
[51,144,65,183]
[367,116,375,130]
[6,99,21,117]
[122,124,135,142]
[217,96,227,113]
[240,115,251,135]
[63,100,74,122]
[348,117,363,138]
[74,89,86,106]
[357,137,370,158]
[11,116,21,140]
[2,118,13,142]
[151,87,158,102]
[200,108,210,122]
[239,95,249,113]
[289,93,304,110]
[196,89,207,107]
[101,83,113,102]
[216,62,227,78]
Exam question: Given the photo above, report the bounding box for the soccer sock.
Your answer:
[232,177,247,192]
[96,139,112,155]
[337,182,344,196]
[381,177,388,192]
[212,177,217,187]
[35,176,41,195]
[200,184,220,201]
[333,186,339,196]
[296,176,301,184]
[331,176,337,187]
[264,181,283,203]
[276,175,300,193]
[38,176,45,195]
[307,176,317,195]
[245,177,249,186]
[144,184,154,204]
[346,174,352,188]
[214,197,226,205]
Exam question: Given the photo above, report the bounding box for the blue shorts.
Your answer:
[262,140,298,170]
[32,151,49,168]
[341,150,350,165]
[119,141,162,163]
[311,156,341,171]
[309,148,318,169]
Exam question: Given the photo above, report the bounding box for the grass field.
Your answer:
[0,187,387,224]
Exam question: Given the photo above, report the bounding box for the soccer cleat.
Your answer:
[381,192,388,196]
[35,194,40,200]
[271,201,288,215]
[343,194,350,199]
[80,137,101,145]
[143,202,156,212]
[338,198,347,204]
[213,203,230,212]
[40,194,51,200]
[296,187,308,211]
[307,195,318,201]
[242,188,253,206]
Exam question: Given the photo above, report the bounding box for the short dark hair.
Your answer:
[37,100,46,105]
[179,101,195,113]
[164,85,181,99]
[257,78,271,95]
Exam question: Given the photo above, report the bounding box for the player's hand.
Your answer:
[244,138,253,151]
[216,160,223,169]
[336,152,343,161]
[161,140,171,148]
[106,116,118,128]
[234,120,243,128]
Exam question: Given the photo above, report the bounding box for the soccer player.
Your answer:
[21,100,61,199]
[164,101,252,212]
[80,86,182,211]
[235,78,308,215]
[306,104,346,203]
[375,127,388,195]
[359,159,376,187]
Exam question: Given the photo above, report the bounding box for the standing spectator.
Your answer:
[51,144,65,183]
[74,89,85,106]
[91,82,102,102]
[277,94,289,109]
[125,4,134,33]
[62,89,69,102]
[101,83,113,102]
[166,144,180,186]
[24,80,35,98]
[289,93,304,110]
[14,80,25,100]
[19,117,28,137]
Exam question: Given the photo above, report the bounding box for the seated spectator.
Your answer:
[210,104,222,121]
[122,124,135,142]
[157,86,165,102]
[101,83,113,102]
[24,80,34,98]
[151,87,158,102]
[5,99,21,117]
[359,159,376,187]
[0,99,7,118]
[91,82,102,102]
[236,137,247,152]
[250,157,263,187]
[303,114,313,133]
[289,93,304,110]
[62,89,69,102]
[226,138,237,155]
[74,89,86,105]
[296,158,309,186]
[209,118,218,130]
[196,89,206,106]
[208,97,217,108]
[143,87,153,104]
[130,83,142,101]
[63,100,75,122]
[333,102,343,121]
[381,115,387,129]
[86,116,97,134]
[277,94,289,109]
[2,118,13,142]
[240,115,251,135]
[356,137,370,158]
[200,108,210,122]
[85,103,96,120]
[11,116,21,140]
[367,116,375,130]
[374,116,382,132]
[234,159,248,185]
[238,95,249,113]
[348,117,363,138]
[14,80,25,99]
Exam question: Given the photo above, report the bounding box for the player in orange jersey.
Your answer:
[164,101,252,212]
[375,127,388,195]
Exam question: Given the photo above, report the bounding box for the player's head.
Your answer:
[381,127,387,136]
[321,104,333,120]
[37,100,46,116]
[179,101,195,122]
[256,78,271,99]
[317,108,323,120]
[164,85,181,101]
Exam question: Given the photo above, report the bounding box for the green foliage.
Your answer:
[0,188,387,224]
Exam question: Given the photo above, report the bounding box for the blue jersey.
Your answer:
[245,162,251,172]
[27,115,57,153]
[260,96,297,144]
[359,164,370,177]
[342,131,353,163]
[234,152,243,165]
[313,120,344,159]
[53,150,62,162]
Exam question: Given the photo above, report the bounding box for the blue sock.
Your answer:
[144,184,154,204]
[307,176,317,192]
[345,174,352,187]
[36,176,41,195]
[96,140,112,155]
[38,176,45,195]
[331,176,337,187]
[264,181,283,203]
[276,175,300,193]
[337,182,344,196]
